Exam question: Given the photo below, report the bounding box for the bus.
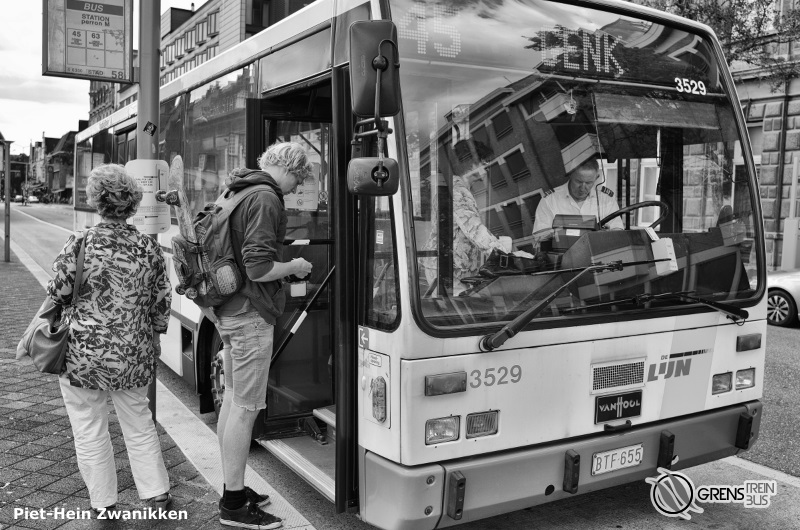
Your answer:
[73,0,766,527]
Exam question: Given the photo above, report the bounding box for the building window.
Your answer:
[186,30,196,52]
[492,110,513,139]
[207,45,218,59]
[208,11,219,36]
[175,37,185,59]
[196,20,208,44]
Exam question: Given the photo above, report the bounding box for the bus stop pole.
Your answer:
[137,0,161,422]
[3,140,11,262]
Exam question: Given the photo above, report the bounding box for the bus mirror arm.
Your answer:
[479,262,624,352]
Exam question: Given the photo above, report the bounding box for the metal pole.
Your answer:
[138,0,161,422]
[3,141,11,262]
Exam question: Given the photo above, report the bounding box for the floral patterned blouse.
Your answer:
[47,222,171,390]
[421,174,505,292]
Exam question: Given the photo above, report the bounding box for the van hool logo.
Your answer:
[595,390,642,423]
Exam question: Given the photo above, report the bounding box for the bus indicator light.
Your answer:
[425,417,460,445]
[465,411,498,439]
[736,334,762,352]
[371,376,387,423]
[712,372,733,394]
[735,368,755,390]
[425,372,467,396]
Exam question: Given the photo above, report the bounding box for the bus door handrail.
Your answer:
[272,265,335,363]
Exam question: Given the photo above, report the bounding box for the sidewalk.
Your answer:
[0,249,222,529]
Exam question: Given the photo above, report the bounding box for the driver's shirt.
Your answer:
[532,182,623,236]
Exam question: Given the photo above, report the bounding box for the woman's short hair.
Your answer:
[257,142,313,181]
[86,164,143,220]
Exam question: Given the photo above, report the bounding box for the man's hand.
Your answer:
[292,257,313,279]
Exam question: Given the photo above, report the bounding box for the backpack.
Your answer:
[171,184,273,308]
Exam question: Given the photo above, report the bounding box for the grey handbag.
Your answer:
[16,236,86,374]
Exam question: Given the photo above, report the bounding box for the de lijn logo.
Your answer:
[647,458,778,520]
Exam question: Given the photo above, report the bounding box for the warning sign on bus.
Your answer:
[43,0,133,83]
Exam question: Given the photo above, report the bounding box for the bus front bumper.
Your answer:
[360,401,761,530]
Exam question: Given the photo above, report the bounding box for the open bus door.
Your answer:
[203,75,359,511]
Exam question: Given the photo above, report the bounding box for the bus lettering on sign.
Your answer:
[534,27,624,76]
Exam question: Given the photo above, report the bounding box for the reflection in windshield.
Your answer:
[397,0,759,329]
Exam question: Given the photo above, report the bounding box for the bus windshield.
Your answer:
[397,0,761,329]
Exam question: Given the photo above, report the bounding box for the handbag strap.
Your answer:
[71,234,87,307]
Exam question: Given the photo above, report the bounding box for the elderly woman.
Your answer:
[47,164,172,514]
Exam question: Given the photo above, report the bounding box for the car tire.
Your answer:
[767,289,797,327]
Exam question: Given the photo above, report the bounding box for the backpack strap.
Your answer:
[211,184,277,266]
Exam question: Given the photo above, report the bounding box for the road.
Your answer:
[4,201,800,529]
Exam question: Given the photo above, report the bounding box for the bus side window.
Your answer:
[365,196,400,330]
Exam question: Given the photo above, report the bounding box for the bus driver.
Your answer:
[532,157,623,242]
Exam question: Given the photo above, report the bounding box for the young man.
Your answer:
[215,142,313,529]
[532,157,623,239]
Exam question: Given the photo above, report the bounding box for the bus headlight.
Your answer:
[712,372,732,394]
[425,416,460,445]
[735,368,755,390]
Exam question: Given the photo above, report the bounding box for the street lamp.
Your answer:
[2,139,13,262]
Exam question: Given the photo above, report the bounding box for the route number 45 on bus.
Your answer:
[397,3,462,59]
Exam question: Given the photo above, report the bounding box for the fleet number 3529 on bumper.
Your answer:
[592,443,644,475]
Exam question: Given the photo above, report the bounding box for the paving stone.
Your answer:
[0,432,40,444]
[41,479,85,497]
[6,444,50,458]
[29,436,72,449]
[11,475,59,492]
[0,454,27,468]
[15,491,68,511]
[10,459,54,473]
[36,449,74,463]
[37,464,77,480]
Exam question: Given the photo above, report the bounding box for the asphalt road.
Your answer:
[4,201,800,529]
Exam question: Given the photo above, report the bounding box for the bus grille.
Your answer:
[593,361,645,391]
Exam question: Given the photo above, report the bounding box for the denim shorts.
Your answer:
[216,312,273,411]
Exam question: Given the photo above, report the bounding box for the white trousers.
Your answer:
[59,377,170,508]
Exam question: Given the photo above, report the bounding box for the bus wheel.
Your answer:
[209,329,225,418]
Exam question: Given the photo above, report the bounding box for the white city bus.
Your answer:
[74,0,766,527]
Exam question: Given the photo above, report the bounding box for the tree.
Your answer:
[633,0,800,87]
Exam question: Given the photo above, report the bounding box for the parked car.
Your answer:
[28,195,39,204]
[767,269,800,326]
[14,195,23,203]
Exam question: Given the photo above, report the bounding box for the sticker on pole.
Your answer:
[125,159,170,233]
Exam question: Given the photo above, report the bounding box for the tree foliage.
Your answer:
[633,0,800,86]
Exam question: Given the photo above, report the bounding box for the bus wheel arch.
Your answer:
[197,317,224,418]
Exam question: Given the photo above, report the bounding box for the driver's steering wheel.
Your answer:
[599,200,670,229]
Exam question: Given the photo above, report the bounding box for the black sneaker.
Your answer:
[245,486,271,507]
[219,502,282,529]
[218,486,271,510]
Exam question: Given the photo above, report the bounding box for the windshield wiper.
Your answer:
[479,259,666,352]
[562,291,748,323]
